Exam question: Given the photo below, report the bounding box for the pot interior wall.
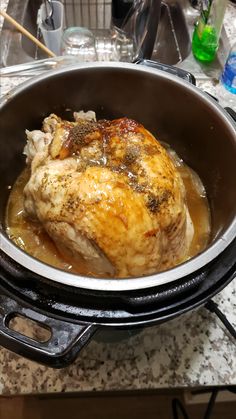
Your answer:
[0,66,236,246]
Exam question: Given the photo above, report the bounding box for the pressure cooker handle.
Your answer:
[0,291,97,368]
[224,107,236,122]
[135,58,196,85]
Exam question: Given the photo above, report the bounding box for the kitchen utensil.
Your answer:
[0,56,79,77]
[37,1,64,56]
[43,0,55,30]
[0,9,56,57]
[0,60,235,367]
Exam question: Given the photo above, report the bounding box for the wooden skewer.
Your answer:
[0,9,56,58]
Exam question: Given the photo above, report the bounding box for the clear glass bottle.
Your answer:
[61,27,97,62]
[192,0,228,63]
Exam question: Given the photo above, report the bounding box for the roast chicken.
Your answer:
[23,111,193,278]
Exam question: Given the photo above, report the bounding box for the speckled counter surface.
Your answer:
[0,1,235,395]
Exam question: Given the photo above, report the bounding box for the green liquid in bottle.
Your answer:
[192,24,218,62]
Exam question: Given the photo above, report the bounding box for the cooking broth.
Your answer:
[5,146,211,278]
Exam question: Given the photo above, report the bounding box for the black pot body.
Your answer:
[0,62,235,367]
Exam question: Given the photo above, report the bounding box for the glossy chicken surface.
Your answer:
[23,112,193,277]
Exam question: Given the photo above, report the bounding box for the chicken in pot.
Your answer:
[6,111,210,278]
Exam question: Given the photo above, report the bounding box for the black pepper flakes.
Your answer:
[147,195,161,213]
[68,121,98,146]
[123,146,140,166]
[147,190,171,213]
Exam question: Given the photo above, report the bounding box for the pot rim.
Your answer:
[1,61,236,291]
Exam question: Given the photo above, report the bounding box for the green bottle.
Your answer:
[192,0,228,63]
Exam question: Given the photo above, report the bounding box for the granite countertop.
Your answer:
[0,1,235,395]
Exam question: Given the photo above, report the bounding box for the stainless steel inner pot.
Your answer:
[0,62,236,291]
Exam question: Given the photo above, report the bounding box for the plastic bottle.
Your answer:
[221,42,236,94]
[216,42,236,111]
[192,0,228,63]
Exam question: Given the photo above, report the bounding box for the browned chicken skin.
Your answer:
[23,112,193,278]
